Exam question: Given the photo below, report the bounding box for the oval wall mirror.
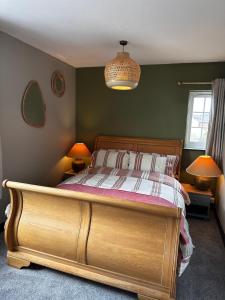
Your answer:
[51,70,65,97]
[21,80,46,128]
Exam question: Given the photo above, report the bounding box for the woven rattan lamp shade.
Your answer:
[104,41,141,90]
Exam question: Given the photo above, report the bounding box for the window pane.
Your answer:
[185,91,212,150]
[191,113,203,127]
[193,97,205,112]
[203,112,210,123]
[190,128,202,142]
[202,128,208,145]
[205,97,211,112]
[202,122,209,129]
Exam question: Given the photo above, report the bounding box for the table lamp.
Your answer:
[186,155,222,190]
[67,143,91,172]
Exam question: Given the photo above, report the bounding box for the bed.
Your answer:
[3,136,192,300]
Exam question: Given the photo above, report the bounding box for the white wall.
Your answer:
[0,32,75,223]
[0,136,2,203]
[217,176,225,232]
[216,140,225,234]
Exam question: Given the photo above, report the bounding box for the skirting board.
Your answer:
[0,222,4,233]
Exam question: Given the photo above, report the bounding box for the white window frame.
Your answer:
[185,90,212,150]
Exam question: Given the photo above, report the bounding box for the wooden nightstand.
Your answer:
[181,183,214,220]
[63,169,76,180]
[63,167,88,180]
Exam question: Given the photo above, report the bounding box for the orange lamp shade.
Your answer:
[67,143,91,159]
[186,155,222,178]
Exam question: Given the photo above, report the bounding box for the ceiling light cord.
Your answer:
[120,40,128,52]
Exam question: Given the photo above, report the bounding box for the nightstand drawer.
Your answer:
[181,183,212,220]
[188,193,211,206]
[186,194,211,220]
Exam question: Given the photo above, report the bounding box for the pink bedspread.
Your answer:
[58,167,193,275]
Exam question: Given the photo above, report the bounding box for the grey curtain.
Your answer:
[206,79,225,169]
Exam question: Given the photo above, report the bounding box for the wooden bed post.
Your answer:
[7,254,31,269]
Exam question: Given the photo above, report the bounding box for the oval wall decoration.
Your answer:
[51,71,65,97]
[21,80,46,128]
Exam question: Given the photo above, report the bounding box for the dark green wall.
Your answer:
[76,62,225,181]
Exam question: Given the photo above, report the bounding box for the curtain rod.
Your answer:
[177,81,213,86]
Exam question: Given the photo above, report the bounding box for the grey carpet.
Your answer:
[0,211,224,300]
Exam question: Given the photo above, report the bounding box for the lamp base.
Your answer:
[72,159,85,173]
[195,176,211,191]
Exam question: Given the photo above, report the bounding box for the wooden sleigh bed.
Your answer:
[3,136,183,300]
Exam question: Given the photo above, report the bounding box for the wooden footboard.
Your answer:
[3,180,181,300]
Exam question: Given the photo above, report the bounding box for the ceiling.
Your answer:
[1,0,225,68]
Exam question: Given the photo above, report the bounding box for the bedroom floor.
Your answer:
[0,211,224,300]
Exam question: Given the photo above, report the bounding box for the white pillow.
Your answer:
[129,151,153,172]
[92,149,129,169]
[128,151,179,176]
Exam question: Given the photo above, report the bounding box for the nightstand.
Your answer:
[63,167,88,180]
[181,183,214,220]
[63,169,76,180]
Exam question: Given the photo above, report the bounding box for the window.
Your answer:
[185,90,212,150]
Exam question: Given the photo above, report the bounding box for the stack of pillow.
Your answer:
[91,149,179,177]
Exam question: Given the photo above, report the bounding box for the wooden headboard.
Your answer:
[94,135,183,179]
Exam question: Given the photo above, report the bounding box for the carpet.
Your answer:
[0,212,224,300]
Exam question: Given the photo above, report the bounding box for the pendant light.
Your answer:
[104,40,141,90]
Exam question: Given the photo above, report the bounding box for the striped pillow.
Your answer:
[128,152,179,177]
[92,149,129,169]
